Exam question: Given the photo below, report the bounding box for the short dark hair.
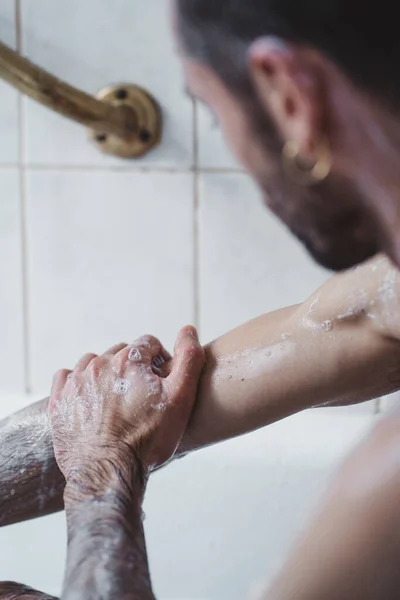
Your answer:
[177,0,400,105]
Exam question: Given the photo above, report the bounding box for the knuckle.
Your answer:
[135,334,160,349]
[105,343,125,354]
[87,356,105,376]
[78,353,96,367]
[53,369,64,380]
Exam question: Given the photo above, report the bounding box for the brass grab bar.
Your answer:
[0,41,162,158]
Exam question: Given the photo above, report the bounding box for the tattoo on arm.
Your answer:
[0,399,64,528]
[62,459,155,600]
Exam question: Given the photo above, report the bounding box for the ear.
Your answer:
[248,37,325,157]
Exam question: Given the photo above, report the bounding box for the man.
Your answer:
[175,0,400,271]
[3,0,400,596]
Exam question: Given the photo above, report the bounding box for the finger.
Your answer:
[116,335,163,367]
[158,360,172,378]
[152,353,168,373]
[104,342,128,356]
[152,355,165,369]
[50,369,72,411]
[74,353,98,372]
[167,326,204,403]
[152,345,173,375]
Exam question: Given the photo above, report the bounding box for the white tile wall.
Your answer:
[25,170,194,394]
[0,169,24,393]
[198,173,328,339]
[21,0,193,168]
[0,1,386,597]
[197,104,240,170]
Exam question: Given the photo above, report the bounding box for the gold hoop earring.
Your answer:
[282,138,332,186]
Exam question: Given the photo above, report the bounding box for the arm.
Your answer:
[180,254,400,451]
[62,461,154,600]
[50,328,204,600]
[0,398,64,527]
[2,255,400,525]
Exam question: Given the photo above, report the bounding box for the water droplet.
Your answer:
[321,320,333,332]
[10,489,15,496]
[281,333,290,340]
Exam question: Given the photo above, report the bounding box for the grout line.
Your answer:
[0,164,246,174]
[193,100,200,332]
[16,0,31,394]
[15,0,22,51]
[199,167,245,174]
[16,164,195,174]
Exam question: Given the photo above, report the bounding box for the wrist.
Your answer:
[64,446,147,509]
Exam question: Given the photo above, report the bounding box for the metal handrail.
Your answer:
[0,41,162,158]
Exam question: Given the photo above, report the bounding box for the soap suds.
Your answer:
[128,348,142,362]
[113,378,131,395]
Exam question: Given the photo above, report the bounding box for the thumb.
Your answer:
[167,326,205,405]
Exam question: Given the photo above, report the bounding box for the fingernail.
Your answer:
[152,356,165,368]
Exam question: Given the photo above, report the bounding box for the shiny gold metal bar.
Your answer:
[0,41,162,158]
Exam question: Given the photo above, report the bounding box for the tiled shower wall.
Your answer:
[0,2,393,598]
[0,0,336,398]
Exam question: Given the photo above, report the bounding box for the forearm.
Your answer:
[0,398,64,527]
[62,460,154,600]
[2,258,400,525]
[179,313,399,453]
[179,255,400,453]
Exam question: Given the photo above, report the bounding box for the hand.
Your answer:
[49,327,204,498]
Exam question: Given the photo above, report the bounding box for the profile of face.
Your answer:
[172,2,400,271]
